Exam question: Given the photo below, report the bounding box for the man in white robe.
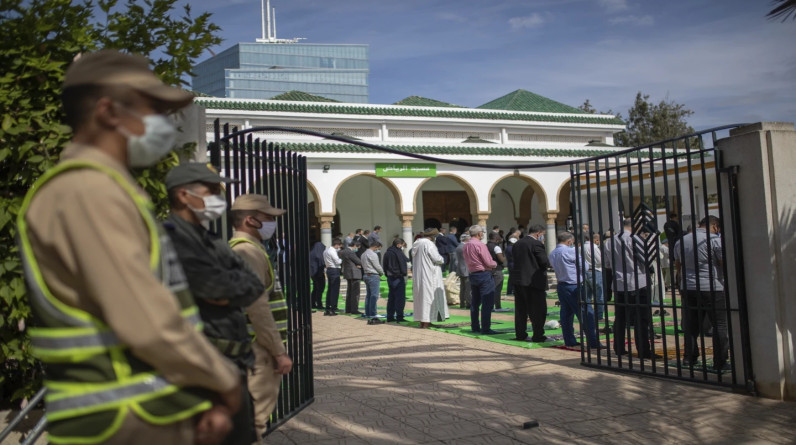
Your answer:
[412,228,449,328]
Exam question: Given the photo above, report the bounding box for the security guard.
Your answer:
[17,50,241,444]
[164,164,265,445]
[228,194,293,437]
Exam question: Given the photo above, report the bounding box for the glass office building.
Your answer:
[192,42,369,103]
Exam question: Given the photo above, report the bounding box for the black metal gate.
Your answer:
[569,125,754,392]
[210,120,314,433]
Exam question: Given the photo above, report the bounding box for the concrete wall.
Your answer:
[717,122,796,400]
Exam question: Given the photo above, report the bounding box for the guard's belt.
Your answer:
[207,337,252,358]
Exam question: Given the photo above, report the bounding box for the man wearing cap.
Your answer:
[164,163,266,445]
[411,228,449,328]
[17,50,241,444]
[228,194,293,437]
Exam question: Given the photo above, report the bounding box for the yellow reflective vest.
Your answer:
[228,238,288,344]
[17,161,211,444]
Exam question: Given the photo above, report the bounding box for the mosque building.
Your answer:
[194,89,626,251]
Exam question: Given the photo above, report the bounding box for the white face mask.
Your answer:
[509,237,518,244]
[257,220,277,240]
[539,234,545,243]
[118,111,177,167]
[186,190,226,225]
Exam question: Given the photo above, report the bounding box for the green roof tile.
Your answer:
[268,90,340,102]
[477,89,586,114]
[392,96,466,108]
[267,142,651,158]
[195,98,625,125]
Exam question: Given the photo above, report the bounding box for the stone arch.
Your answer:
[332,172,403,217]
[556,178,573,228]
[414,173,479,218]
[486,173,549,229]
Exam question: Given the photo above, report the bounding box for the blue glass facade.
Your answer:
[192,43,369,103]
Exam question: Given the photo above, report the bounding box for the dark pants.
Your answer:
[386,276,406,321]
[506,268,515,295]
[222,370,256,445]
[325,268,341,312]
[345,278,361,313]
[469,271,495,332]
[459,275,471,308]
[514,284,547,341]
[683,290,729,368]
[557,283,599,347]
[614,287,653,357]
[492,268,504,309]
[311,272,325,309]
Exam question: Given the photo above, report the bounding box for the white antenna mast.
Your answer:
[254,0,305,44]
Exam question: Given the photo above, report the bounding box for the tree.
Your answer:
[767,0,796,21]
[578,99,597,114]
[614,92,694,147]
[0,0,221,406]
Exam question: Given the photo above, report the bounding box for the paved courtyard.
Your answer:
[266,306,796,445]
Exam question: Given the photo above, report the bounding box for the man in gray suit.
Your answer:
[455,233,472,308]
[340,241,363,314]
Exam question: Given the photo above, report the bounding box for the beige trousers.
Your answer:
[247,342,281,437]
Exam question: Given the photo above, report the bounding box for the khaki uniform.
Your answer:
[25,143,239,441]
[230,230,286,436]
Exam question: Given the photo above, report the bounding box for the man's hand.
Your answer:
[195,405,233,445]
[274,354,293,375]
[218,378,242,414]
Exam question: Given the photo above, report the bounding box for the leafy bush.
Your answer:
[0,0,220,406]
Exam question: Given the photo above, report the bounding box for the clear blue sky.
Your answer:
[192,0,796,130]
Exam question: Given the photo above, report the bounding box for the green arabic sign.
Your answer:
[375,163,436,178]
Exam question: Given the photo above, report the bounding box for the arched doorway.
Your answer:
[415,175,477,238]
[333,173,402,243]
[488,174,548,232]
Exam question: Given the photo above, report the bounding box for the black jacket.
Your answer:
[510,236,549,290]
[164,214,264,368]
[382,246,409,278]
[309,241,326,277]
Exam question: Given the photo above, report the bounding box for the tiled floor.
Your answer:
[266,305,796,444]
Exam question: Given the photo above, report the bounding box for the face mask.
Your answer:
[539,235,545,243]
[375,249,381,253]
[186,191,226,224]
[509,237,518,244]
[117,109,177,167]
[256,220,277,240]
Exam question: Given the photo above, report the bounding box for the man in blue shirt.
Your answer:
[549,232,601,349]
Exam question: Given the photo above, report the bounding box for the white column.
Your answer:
[319,215,334,248]
[545,212,558,253]
[401,214,414,256]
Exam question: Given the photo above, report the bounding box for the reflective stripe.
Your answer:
[275,321,288,330]
[31,330,120,350]
[269,300,287,310]
[46,375,172,417]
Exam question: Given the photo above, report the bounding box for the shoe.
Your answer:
[330,311,339,316]
[641,353,663,359]
[530,336,548,343]
[589,343,606,349]
[352,311,363,315]
[396,318,407,322]
[681,357,699,367]
[653,310,660,316]
[471,327,481,333]
[386,318,396,323]
[512,336,529,342]
[481,330,499,335]
[714,363,731,373]
[565,342,582,348]
[614,350,627,356]
[662,310,670,316]
[601,326,613,334]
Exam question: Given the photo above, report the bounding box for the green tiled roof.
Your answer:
[195,99,625,125]
[268,90,340,102]
[274,142,623,158]
[392,96,465,108]
[477,89,586,114]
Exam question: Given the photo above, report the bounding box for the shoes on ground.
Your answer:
[531,336,549,343]
[589,343,606,349]
[481,329,499,335]
[396,318,407,322]
[324,310,338,316]
[512,336,529,342]
[714,363,731,373]
[642,352,663,359]
[565,342,582,348]
[601,326,613,334]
